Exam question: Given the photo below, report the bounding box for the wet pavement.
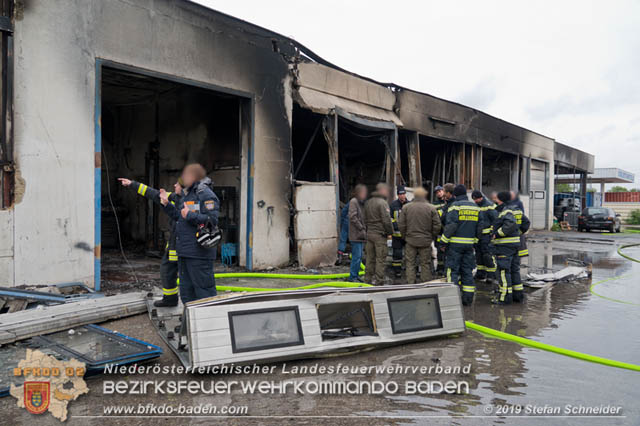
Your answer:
[2,231,639,425]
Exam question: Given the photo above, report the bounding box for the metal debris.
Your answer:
[0,292,148,344]
[525,266,590,289]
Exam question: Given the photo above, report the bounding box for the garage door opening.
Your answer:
[99,65,248,286]
[291,105,331,183]
[338,119,394,203]
[419,136,460,200]
[481,147,517,195]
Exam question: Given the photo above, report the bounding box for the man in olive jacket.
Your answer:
[363,183,394,284]
[398,187,442,283]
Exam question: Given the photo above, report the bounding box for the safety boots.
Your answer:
[154,294,179,307]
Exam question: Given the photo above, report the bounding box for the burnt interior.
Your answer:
[481,147,516,196]
[100,66,243,268]
[419,135,460,201]
[337,120,389,203]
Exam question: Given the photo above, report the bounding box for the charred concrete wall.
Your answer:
[8,0,294,286]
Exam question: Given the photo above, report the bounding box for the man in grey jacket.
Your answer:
[347,184,368,282]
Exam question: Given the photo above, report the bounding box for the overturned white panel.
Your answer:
[294,182,337,268]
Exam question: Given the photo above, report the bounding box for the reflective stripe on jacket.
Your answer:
[442,195,482,246]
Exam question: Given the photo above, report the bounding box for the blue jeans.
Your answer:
[338,220,349,252]
[350,242,364,280]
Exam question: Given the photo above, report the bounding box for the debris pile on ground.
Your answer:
[0,283,101,314]
[0,292,148,344]
[525,266,590,289]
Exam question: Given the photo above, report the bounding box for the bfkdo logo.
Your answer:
[10,349,89,421]
[24,382,50,414]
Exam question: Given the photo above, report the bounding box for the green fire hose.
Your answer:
[587,243,640,306]
[209,242,640,372]
[465,321,639,371]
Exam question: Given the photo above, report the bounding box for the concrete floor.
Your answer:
[2,230,639,425]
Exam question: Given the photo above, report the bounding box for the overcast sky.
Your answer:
[196,0,640,188]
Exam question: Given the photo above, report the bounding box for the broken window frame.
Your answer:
[387,295,443,334]
[228,306,305,353]
[0,0,13,209]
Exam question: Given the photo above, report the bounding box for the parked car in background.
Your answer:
[578,207,621,233]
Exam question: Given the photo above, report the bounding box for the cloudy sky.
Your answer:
[196,0,640,188]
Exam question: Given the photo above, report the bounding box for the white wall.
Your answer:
[6,0,294,286]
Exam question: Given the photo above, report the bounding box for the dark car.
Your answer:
[578,207,621,233]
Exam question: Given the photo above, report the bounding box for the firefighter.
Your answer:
[363,183,394,285]
[492,191,530,304]
[390,185,409,278]
[435,183,455,277]
[472,190,497,283]
[117,177,182,307]
[434,185,445,205]
[442,184,482,305]
[398,187,441,284]
[160,163,220,304]
[510,190,529,258]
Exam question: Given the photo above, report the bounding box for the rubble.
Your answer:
[525,266,591,289]
[0,292,147,344]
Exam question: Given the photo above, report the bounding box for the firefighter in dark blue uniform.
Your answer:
[472,190,497,282]
[389,186,409,278]
[510,190,529,258]
[441,184,483,305]
[161,164,220,304]
[492,191,531,304]
[434,184,454,277]
[118,177,181,307]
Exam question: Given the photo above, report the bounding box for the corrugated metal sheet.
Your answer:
[604,192,640,203]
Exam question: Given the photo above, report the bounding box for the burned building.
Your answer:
[0,0,593,287]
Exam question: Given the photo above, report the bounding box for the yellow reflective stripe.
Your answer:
[519,249,529,256]
[163,287,179,295]
[169,250,177,255]
[477,265,486,271]
[448,205,480,211]
[482,227,493,234]
[513,284,524,291]
[137,184,148,196]
[450,237,477,244]
[393,233,402,237]
[500,270,508,301]
[441,235,450,244]
[485,267,497,272]
[494,237,521,244]
[497,227,505,237]
[462,285,475,293]
[168,256,178,261]
[446,268,452,283]
[498,209,516,218]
